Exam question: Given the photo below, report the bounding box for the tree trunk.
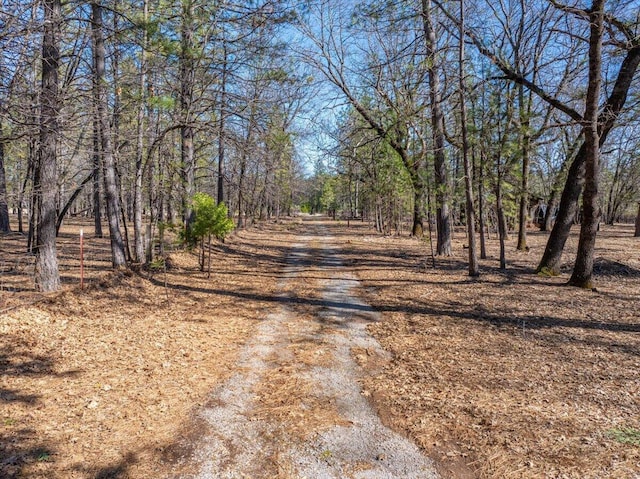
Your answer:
[459,0,478,276]
[634,204,640,237]
[422,0,451,255]
[133,0,148,262]
[237,157,246,228]
[17,153,32,234]
[147,107,161,262]
[56,170,94,234]
[0,135,10,232]
[477,149,487,259]
[118,187,133,262]
[412,181,425,237]
[207,234,212,278]
[605,161,621,225]
[34,0,61,292]
[92,116,103,237]
[496,175,507,270]
[217,43,228,206]
[538,44,640,273]
[27,153,38,253]
[516,83,531,251]
[568,1,604,289]
[20,92,38,234]
[180,0,196,239]
[92,1,126,268]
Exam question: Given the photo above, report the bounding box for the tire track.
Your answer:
[191,228,438,478]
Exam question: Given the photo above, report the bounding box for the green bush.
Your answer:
[191,193,234,242]
[190,193,234,275]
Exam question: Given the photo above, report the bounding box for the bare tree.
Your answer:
[0,131,9,232]
[436,0,640,284]
[567,0,604,288]
[34,0,62,292]
[92,1,126,268]
[421,0,451,255]
[458,0,478,275]
[133,0,149,263]
[296,0,432,237]
[538,35,640,277]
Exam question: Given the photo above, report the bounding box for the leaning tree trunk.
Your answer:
[568,1,604,289]
[92,1,126,268]
[34,0,61,292]
[56,171,94,234]
[537,44,640,274]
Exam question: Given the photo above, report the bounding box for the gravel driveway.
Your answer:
[189,227,439,479]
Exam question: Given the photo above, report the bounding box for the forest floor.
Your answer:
[1,215,639,478]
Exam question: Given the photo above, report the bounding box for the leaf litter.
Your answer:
[1,218,639,478]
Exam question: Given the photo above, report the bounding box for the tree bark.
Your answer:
[422,0,451,255]
[92,116,103,237]
[217,43,228,206]
[634,203,640,237]
[92,1,126,268]
[180,0,196,239]
[516,84,531,251]
[17,151,32,234]
[477,149,487,259]
[133,0,148,262]
[412,184,425,237]
[27,154,38,253]
[568,1,604,289]
[537,44,640,274]
[496,173,507,270]
[0,134,10,232]
[459,0,478,276]
[34,0,61,292]
[604,159,621,225]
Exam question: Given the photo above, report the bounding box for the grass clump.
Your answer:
[607,427,640,446]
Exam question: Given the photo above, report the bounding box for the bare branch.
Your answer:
[432,0,583,122]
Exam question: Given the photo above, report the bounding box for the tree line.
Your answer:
[296,0,640,287]
[0,0,311,291]
[1,0,639,292]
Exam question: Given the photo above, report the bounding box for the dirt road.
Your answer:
[188,224,439,478]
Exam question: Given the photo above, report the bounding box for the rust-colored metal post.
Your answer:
[80,229,84,289]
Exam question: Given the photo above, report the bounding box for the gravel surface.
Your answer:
[191,231,439,478]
